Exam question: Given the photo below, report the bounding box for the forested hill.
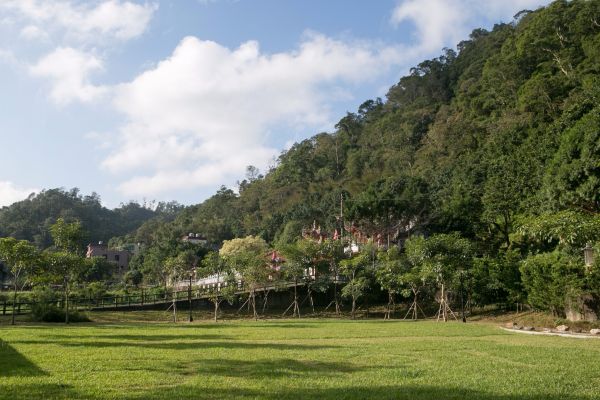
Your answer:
[125,0,598,252]
[0,188,181,248]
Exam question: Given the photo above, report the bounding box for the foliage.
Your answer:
[517,211,600,247]
[520,250,585,316]
[0,188,165,248]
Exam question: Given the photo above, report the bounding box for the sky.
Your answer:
[0,0,552,209]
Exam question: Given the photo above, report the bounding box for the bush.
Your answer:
[34,307,90,323]
[29,286,89,323]
[520,251,584,316]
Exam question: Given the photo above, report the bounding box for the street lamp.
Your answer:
[584,243,595,268]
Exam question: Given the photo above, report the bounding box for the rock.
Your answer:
[589,329,600,335]
[515,325,524,330]
[522,326,534,331]
[504,322,516,329]
[572,328,582,333]
[555,325,569,332]
[542,328,552,333]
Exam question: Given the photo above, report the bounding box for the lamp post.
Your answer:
[584,243,595,268]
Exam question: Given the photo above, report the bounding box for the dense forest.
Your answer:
[0,188,182,249]
[115,0,600,316]
[129,0,599,246]
[2,0,600,318]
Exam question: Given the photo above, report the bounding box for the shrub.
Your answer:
[520,251,584,316]
[34,308,90,323]
[29,286,89,323]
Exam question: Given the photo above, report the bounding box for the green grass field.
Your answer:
[1,315,599,400]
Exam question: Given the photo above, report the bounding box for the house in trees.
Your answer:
[302,222,329,243]
[181,233,208,246]
[86,242,130,276]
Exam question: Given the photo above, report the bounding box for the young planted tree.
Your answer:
[406,234,473,322]
[340,242,375,319]
[375,247,405,320]
[321,238,346,315]
[164,250,198,322]
[42,250,84,324]
[200,252,237,322]
[0,238,39,325]
[278,239,318,318]
[46,218,87,324]
[220,236,269,320]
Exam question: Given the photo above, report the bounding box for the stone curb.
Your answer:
[500,327,600,339]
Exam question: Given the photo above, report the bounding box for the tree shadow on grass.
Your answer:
[39,333,234,342]
[187,357,371,379]
[0,339,47,377]
[122,384,597,400]
[0,383,80,400]
[12,339,336,352]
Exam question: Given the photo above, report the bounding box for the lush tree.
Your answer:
[375,247,406,319]
[199,252,237,322]
[220,236,269,320]
[0,237,38,325]
[340,242,376,319]
[42,250,84,324]
[50,218,86,255]
[406,234,474,321]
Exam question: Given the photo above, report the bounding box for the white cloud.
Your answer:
[391,0,467,53]
[20,24,49,41]
[0,181,38,207]
[0,48,19,66]
[391,0,550,54]
[104,34,406,196]
[0,0,158,43]
[29,47,108,105]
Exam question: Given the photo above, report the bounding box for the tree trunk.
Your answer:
[293,279,300,318]
[251,289,257,320]
[65,280,70,325]
[214,299,219,323]
[11,282,17,325]
[309,288,315,314]
[442,283,447,322]
[351,296,356,320]
[334,282,340,315]
[187,276,193,323]
[385,292,393,320]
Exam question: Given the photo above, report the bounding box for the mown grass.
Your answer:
[1,314,599,400]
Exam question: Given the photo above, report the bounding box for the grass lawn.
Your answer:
[1,314,599,400]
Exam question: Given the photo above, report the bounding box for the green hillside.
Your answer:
[133,0,599,247]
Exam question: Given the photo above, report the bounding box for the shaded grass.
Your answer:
[1,317,599,400]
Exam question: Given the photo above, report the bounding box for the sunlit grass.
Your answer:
[1,315,599,399]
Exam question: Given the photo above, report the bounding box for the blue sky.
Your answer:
[0,0,551,208]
